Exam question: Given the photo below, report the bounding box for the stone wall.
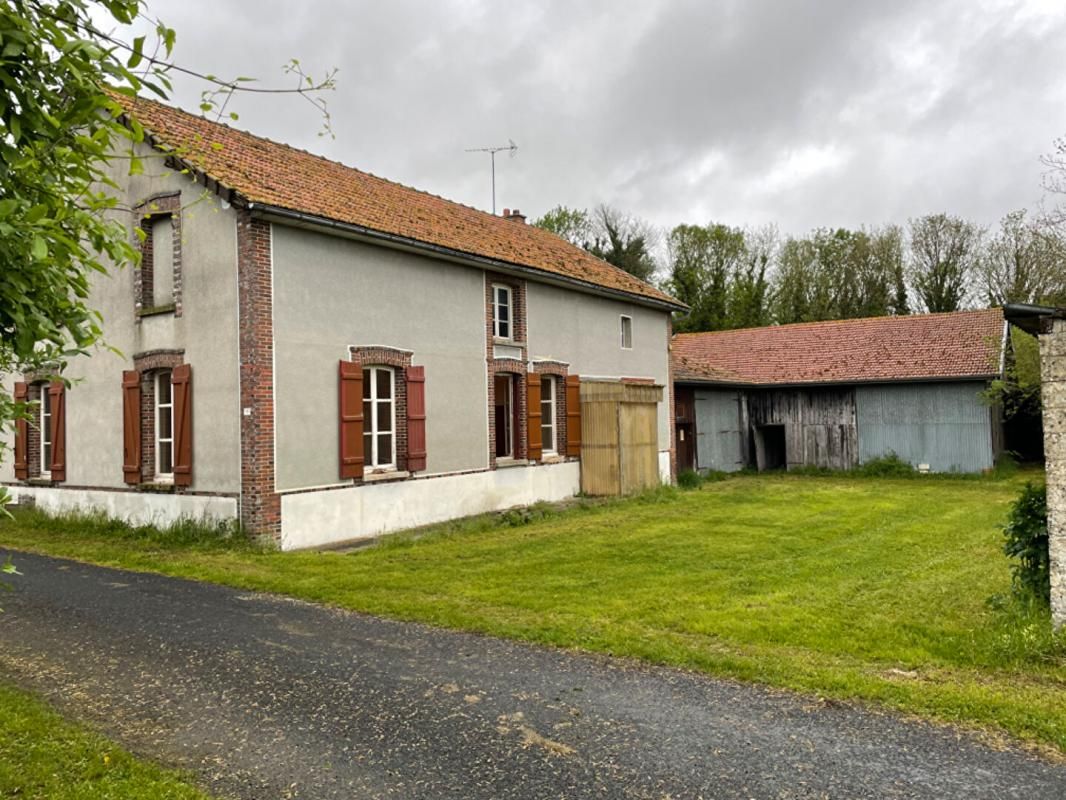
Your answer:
[1039,318,1066,627]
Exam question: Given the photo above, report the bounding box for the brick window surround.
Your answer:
[133,349,185,489]
[134,192,183,319]
[348,345,413,476]
[530,360,569,459]
[485,273,528,467]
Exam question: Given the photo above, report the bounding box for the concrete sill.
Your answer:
[539,454,564,464]
[139,482,175,494]
[493,338,525,346]
[138,303,177,318]
[494,458,529,470]
[362,470,410,484]
[25,478,55,487]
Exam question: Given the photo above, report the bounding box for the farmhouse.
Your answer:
[1,95,684,549]
[672,309,1006,473]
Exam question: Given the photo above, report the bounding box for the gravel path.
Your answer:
[1,550,1064,799]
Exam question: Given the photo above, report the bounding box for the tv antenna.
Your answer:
[466,139,518,215]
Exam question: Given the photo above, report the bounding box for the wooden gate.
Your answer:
[580,381,663,496]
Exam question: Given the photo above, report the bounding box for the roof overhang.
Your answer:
[1003,303,1066,335]
[674,374,998,390]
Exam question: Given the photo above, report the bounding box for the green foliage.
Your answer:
[1001,482,1050,604]
[677,468,702,489]
[983,327,1042,419]
[855,452,918,477]
[666,223,773,332]
[532,205,591,247]
[980,209,1066,307]
[908,213,982,313]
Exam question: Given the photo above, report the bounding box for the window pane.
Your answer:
[363,433,373,467]
[159,407,173,439]
[378,402,393,432]
[378,434,393,465]
[362,369,372,400]
[159,441,173,474]
[363,400,372,428]
[497,301,509,322]
[541,399,553,425]
[43,442,52,469]
[497,319,509,339]
[158,372,172,404]
[541,424,552,449]
[376,368,392,400]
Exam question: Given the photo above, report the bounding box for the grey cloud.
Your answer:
[134,0,1066,235]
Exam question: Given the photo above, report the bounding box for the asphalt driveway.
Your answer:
[1,550,1064,799]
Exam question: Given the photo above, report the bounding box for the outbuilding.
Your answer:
[672,309,1006,474]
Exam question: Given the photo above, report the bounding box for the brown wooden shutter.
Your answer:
[565,374,582,458]
[122,370,141,484]
[339,360,364,479]
[172,364,193,486]
[527,374,542,462]
[13,381,28,480]
[405,365,427,472]
[48,381,66,482]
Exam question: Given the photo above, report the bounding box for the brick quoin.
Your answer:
[237,210,280,541]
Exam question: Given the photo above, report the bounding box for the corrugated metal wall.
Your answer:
[694,390,745,471]
[855,381,993,472]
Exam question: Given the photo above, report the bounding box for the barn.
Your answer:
[672,309,1007,474]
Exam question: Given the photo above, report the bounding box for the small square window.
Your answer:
[620,315,633,349]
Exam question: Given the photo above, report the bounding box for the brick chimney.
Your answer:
[506,208,526,224]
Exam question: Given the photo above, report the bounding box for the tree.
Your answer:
[979,209,1066,306]
[533,206,591,248]
[908,214,982,313]
[729,225,775,329]
[586,204,660,283]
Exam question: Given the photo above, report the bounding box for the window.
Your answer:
[156,370,174,479]
[540,376,556,455]
[151,216,174,307]
[40,385,52,477]
[494,374,514,458]
[363,366,395,469]
[492,284,512,340]
[620,315,633,349]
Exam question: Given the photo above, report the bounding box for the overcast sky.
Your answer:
[122,0,1066,235]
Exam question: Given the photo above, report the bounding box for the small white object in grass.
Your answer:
[918,463,930,473]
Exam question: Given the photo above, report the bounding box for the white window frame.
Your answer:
[39,385,52,478]
[540,376,556,456]
[620,315,633,350]
[155,370,174,481]
[363,366,396,470]
[492,283,513,340]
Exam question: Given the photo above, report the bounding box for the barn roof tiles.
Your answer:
[672,308,1004,386]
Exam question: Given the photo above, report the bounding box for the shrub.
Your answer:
[856,452,916,477]
[1002,482,1050,604]
[677,469,702,489]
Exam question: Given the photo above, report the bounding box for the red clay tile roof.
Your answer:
[115,94,682,309]
[672,308,1004,386]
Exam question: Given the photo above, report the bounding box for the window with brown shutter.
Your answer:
[171,364,193,486]
[565,375,582,458]
[122,370,142,484]
[13,381,28,480]
[527,374,542,461]
[406,365,427,472]
[48,381,66,482]
[339,360,365,479]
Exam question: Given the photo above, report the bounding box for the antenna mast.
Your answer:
[465,140,518,214]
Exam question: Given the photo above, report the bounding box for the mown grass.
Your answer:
[2,471,1065,753]
[0,683,212,799]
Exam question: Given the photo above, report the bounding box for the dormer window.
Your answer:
[492,284,512,340]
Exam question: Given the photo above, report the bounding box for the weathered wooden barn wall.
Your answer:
[746,388,858,470]
[855,381,995,472]
[693,389,745,472]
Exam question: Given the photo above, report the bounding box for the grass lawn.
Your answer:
[0,682,211,799]
[2,472,1065,754]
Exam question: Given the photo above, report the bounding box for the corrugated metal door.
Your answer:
[855,381,993,472]
[695,389,744,472]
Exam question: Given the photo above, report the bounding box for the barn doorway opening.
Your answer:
[755,424,786,471]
